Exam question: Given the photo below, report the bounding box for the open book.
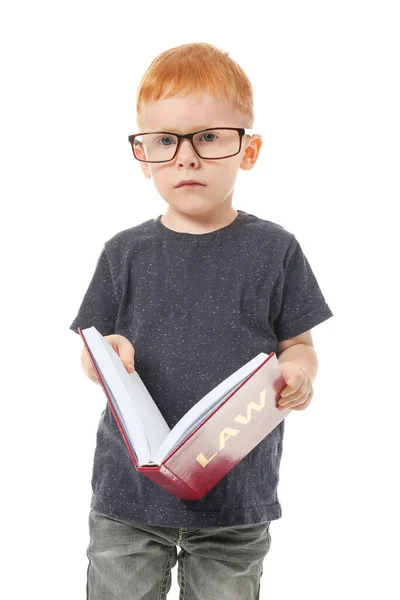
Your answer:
[77,326,291,500]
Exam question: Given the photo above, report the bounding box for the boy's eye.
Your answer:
[155,132,219,146]
[156,136,177,146]
[199,132,217,142]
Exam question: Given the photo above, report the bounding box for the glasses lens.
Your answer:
[132,129,240,162]
[193,129,240,159]
[133,133,178,162]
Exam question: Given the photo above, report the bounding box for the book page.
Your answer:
[152,352,269,464]
[84,328,170,465]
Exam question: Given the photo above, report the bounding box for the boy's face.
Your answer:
[137,93,262,217]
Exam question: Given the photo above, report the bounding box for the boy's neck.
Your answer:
[160,204,239,235]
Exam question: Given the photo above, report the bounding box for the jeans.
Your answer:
[86,509,272,600]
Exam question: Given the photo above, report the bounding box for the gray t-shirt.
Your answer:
[69,209,333,527]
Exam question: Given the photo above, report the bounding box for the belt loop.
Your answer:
[177,528,184,545]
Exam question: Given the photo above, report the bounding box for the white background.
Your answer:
[1,1,399,598]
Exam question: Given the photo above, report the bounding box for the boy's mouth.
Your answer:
[177,183,202,188]
[175,179,205,188]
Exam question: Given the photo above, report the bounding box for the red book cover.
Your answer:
[78,327,290,500]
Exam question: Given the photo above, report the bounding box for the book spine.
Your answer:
[136,464,199,500]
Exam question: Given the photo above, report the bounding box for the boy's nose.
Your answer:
[175,140,199,162]
[175,139,199,162]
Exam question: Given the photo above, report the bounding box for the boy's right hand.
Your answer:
[81,334,135,385]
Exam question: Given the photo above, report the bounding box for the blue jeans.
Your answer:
[86,509,272,600]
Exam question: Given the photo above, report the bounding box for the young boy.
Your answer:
[70,42,333,600]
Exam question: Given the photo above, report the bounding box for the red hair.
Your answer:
[136,42,254,129]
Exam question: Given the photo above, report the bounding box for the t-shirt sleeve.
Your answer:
[272,235,334,341]
[69,246,119,336]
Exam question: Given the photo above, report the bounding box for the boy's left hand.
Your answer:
[277,362,314,411]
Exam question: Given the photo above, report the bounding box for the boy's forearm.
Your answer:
[277,343,318,382]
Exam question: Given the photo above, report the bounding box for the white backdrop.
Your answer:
[1,1,399,599]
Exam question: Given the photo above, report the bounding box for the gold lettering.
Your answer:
[196,450,218,467]
[219,427,240,449]
[233,389,266,425]
[195,388,266,468]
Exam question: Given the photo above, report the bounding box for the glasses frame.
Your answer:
[128,127,254,163]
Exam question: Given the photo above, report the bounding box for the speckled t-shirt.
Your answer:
[69,209,333,528]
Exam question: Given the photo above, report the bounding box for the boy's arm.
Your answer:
[277,330,318,383]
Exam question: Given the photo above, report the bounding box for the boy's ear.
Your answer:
[240,135,262,171]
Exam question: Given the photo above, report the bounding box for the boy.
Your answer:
[70,42,333,600]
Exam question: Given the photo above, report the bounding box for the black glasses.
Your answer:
[128,127,254,163]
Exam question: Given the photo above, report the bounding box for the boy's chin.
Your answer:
[166,198,215,214]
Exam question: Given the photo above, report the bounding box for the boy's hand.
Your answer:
[81,334,135,385]
[277,362,313,411]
